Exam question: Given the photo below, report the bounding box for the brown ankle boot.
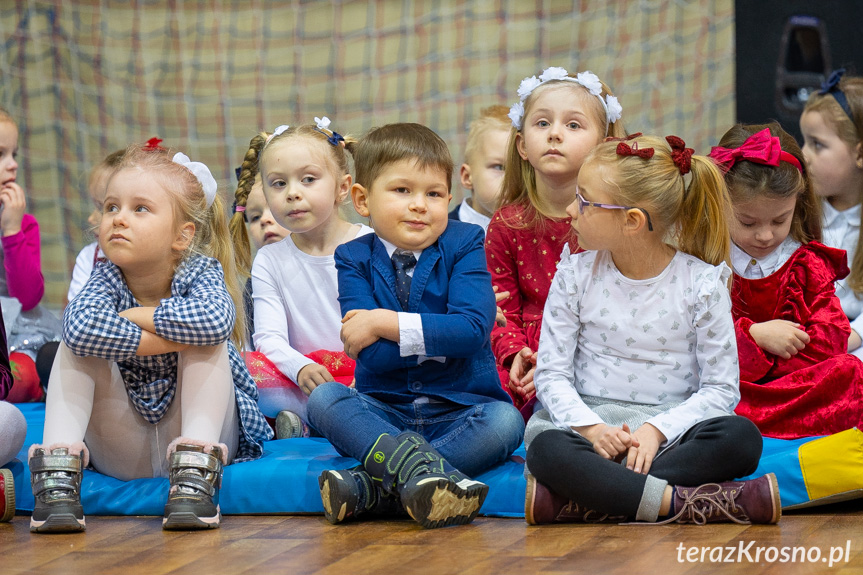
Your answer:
[660,473,781,525]
[525,474,626,525]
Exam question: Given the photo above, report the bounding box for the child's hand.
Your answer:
[749,319,810,359]
[626,423,666,475]
[577,423,639,461]
[340,309,398,359]
[0,182,26,237]
[849,329,862,353]
[493,286,509,327]
[297,363,334,395]
[508,347,537,397]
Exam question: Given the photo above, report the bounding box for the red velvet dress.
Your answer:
[732,242,863,438]
[485,204,578,412]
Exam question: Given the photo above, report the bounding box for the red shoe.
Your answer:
[525,474,625,525]
[8,353,43,403]
[660,473,782,525]
[1,468,15,522]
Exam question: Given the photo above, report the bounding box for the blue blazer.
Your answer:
[448,205,461,221]
[334,220,511,406]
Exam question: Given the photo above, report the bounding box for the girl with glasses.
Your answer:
[524,135,779,526]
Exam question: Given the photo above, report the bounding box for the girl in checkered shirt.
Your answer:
[28,143,271,535]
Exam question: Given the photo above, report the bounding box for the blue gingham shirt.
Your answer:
[64,255,272,461]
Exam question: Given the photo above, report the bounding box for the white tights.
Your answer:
[42,342,239,480]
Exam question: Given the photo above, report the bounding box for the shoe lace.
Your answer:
[656,483,749,525]
[559,501,625,523]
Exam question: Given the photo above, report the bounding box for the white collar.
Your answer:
[458,199,492,232]
[821,199,860,229]
[378,237,423,262]
[731,237,801,279]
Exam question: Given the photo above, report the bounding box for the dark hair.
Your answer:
[717,122,821,244]
[348,123,453,190]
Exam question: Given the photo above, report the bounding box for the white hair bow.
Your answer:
[172,152,218,208]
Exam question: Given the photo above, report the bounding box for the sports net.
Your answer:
[0,0,734,305]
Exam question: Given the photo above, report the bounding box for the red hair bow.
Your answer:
[143,137,164,151]
[616,141,654,159]
[708,128,802,173]
[666,135,694,175]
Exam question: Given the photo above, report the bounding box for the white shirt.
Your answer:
[534,247,740,446]
[457,199,492,234]
[376,237,445,365]
[67,242,100,303]
[251,225,373,381]
[821,200,863,335]
[730,237,801,279]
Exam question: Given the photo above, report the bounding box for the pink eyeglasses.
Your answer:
[575,189,654,232]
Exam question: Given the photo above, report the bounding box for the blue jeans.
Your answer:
[307,382,524,478]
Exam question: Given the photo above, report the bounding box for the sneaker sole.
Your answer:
[763,472,782,525]
[30,513,86,533]
[318,470,356,524]
[1,468,14,522]
[162,507,221,530]
[524,474,539,525]
[276,411,305,439]
[402,477,488,529]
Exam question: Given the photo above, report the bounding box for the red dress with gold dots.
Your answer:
[485,203,579,411]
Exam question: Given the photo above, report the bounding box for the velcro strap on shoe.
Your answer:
[174,475,216,496]
[30,455,82,473]
[171,452,221,473]
[33,476,79,495]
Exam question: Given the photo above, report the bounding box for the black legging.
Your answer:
[526,416,763,517]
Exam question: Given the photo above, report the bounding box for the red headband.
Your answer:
[708,128,803,173]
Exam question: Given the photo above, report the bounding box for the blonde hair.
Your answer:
[89,148,125,196]
[585,135,732,266]
[115,145,247,348]
[229,131,268,280]
[804,75,863,292]
[499,75,625,230]
[348,123,453,191]
[464,105,511,164]
[259,123,356,184]
[0,107,14,125]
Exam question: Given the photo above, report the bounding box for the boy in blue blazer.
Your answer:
[307,123,524,529]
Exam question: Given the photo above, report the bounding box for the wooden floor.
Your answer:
[3,500,863,575]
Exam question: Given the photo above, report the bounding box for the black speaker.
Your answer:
[735,1,863,141]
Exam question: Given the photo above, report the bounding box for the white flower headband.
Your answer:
[508,67,622,133]
[172,152,218,208]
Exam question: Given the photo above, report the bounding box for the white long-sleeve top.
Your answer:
[534,246,740,446]
[821,200,863,336]
[251,225,373,381]
[67,241,99,303]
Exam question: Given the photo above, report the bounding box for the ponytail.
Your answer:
[677,156,732,266]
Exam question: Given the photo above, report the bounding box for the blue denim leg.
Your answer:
[307,382,410,461]
[418,401,525,477]
[307,382,524,477]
